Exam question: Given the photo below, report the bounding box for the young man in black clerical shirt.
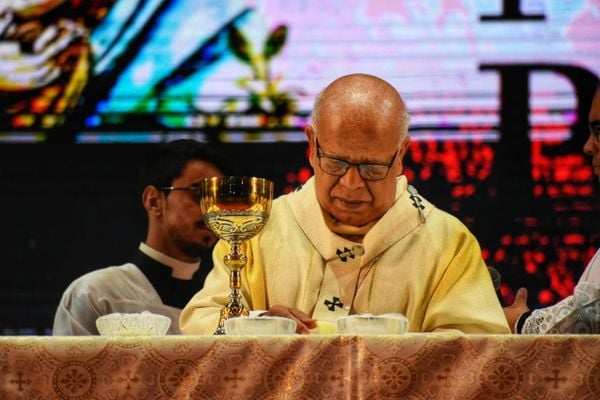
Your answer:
[53,139,232,335]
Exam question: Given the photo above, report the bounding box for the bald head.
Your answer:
[312,73,410,139]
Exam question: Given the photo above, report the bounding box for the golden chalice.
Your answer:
[199,176,274,334]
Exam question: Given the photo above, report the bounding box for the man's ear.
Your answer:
[399,135,411,158]
[142,186,163,216]
[394,135,411,176]
[305,125,317,167]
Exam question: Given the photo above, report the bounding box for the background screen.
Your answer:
[0,0,599,333]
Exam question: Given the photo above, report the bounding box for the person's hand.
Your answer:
[262,305,317,334]
[503,287,530,333]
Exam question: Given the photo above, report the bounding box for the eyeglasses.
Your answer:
[159,184,202,202]
[589,121,600,141]
[315,138,398,181]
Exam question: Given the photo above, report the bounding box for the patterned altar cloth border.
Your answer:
[1,334,600,400]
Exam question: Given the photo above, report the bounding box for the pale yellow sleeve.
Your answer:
[179,237,268,335]
[422,228,510,334]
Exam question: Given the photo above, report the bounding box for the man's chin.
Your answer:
[179,237,217,258]
[330,210,371,227]
[180,244,212,258]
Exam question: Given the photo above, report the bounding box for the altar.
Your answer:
[2,334,600,399]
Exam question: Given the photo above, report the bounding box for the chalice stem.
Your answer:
[227,269,248,316]
[215,243,249,334]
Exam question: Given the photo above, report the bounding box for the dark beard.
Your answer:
[179,240,214,259]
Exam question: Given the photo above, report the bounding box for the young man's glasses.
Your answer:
[159,184,202,202]
[315,138,398,181]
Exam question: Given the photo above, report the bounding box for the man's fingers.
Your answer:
[514,287,528,305]
[288,309,316,333]
[266,305,316,334]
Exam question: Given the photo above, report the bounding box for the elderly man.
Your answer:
[180,73,510,334]
[503,82,600,334]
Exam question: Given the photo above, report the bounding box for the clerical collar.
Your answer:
[138,242,200,280]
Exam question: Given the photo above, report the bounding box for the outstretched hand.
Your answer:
[503,287,530,333]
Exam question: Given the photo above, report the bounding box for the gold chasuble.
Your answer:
[180,176,510,335]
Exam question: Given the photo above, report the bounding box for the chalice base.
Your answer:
[215,302,249,335]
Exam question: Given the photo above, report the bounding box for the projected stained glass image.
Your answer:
[0,0,307,141]
[1,1,598,143]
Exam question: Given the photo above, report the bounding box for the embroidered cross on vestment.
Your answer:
[324,296,344,311]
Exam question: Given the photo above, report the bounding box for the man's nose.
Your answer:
[583,133,596,155]
[338,165,366,189]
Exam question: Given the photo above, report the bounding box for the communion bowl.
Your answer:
[336,313,409,335]
[224,316,297,335]
[95,312,172,336]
